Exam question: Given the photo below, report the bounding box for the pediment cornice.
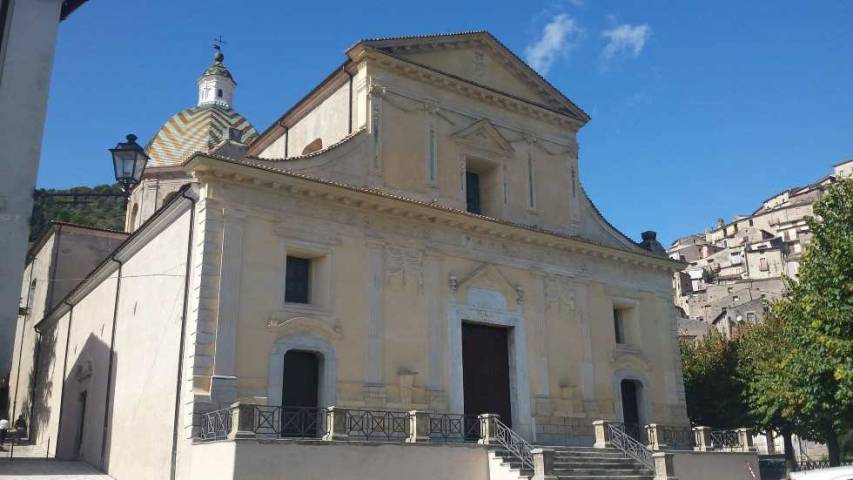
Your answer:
[352,32,590,123]
[358,48,585,129]
[452,119,515,155]
[186,154,685,274]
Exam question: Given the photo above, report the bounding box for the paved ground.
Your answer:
[0,459,113,479]
[0,445,112,479]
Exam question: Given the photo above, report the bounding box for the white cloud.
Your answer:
[525,14,582,76]
[601,23,651,63]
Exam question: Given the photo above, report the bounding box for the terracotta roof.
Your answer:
[246,127,366,163]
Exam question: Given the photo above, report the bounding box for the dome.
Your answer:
[146,103,258,167]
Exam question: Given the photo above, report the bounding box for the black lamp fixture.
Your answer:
[110,133,149,196]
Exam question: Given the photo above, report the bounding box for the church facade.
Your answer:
[10,32,688,480]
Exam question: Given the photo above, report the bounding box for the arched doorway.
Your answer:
[619,379,643,441]
[281,350,320,437]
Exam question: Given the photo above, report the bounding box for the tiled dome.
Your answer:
[146,103,258,167]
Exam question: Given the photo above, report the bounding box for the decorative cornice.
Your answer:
[363,48,584,129]
[184,154,683,273]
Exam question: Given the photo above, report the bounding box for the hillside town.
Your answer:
[672,160,853,339]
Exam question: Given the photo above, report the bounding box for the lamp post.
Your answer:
[110,133,149,200]
[33,133,149,205]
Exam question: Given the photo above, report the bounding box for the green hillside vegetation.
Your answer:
[30,184,126,242]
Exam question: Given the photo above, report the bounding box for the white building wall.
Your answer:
[23,205,194,480]
[259,81,352,159]
[0,0,65,400]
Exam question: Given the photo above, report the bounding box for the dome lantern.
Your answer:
[198,45,236,108]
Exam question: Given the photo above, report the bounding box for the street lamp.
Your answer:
[110,133,149,197]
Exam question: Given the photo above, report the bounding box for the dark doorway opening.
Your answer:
[620,379,642,441]
[74,391,87,458]
[281,350,320,437]
[462,322,512,429]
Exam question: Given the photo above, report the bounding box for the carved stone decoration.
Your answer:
[385,246,424,291]
[544,276,576,311]
[515,286,525,305]
[448,275,459,294]
[266,312,343,339]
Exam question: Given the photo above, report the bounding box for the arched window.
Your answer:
[217,89,223,98]
[301,138,323,155]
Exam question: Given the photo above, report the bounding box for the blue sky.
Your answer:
[38,1,852,245]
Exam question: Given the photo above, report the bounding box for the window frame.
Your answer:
[285,256,312,304]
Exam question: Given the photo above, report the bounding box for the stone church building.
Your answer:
[9,32,689,480]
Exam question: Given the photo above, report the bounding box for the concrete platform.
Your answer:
[0,459,113,479]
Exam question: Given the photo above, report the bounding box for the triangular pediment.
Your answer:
[454,263,520,311]
[356,32,589,122]
[452,119,514,154]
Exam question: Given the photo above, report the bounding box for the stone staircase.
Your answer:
[490,445,654,480]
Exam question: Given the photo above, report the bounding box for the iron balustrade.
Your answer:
[200,408,232,440]
[607,422,655,470]
[613,422,646,444]
[427,413,481,443]
[280,406,326,438]
[342,409,409,441]
[198,404,485,444]
[646,424,695,450]
[491,417,535,470]
[709,429,740,450]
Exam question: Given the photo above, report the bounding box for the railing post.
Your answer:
[323,407,349,441]
[646,424,668,451]
[652,452,678,480]
[593,420,611,448]
[692,426,711,451]
[531,448,557,480]
[478,413,499,445]
[228,402,256,439]
[736,428,755,452]
[406,410,430,443]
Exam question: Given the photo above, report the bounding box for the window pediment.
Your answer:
[452,119,514,155]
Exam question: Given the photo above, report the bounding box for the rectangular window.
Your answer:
[285,256,311,304]
[466,171,481,214]
[613,308,625,344]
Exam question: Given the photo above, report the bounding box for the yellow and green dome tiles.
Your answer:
[146,104,257,167]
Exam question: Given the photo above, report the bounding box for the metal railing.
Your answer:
[428,413,481,443]
[709,429,740,450]
[199,404,483,444]
[607,422,655,470]
[794,459,853,472]
[614,422,646,444]
[647,424,695,450]
[342,409,409,441]
[200,407,233,440]
[492,417,534,470]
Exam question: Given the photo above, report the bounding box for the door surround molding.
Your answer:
[448,287,532,438]
[268,334,337,408]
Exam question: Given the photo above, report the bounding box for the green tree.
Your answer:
[737,317,798,470]
[770,177,853,465]
[30,184,126,241]
[679,330,750,428]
